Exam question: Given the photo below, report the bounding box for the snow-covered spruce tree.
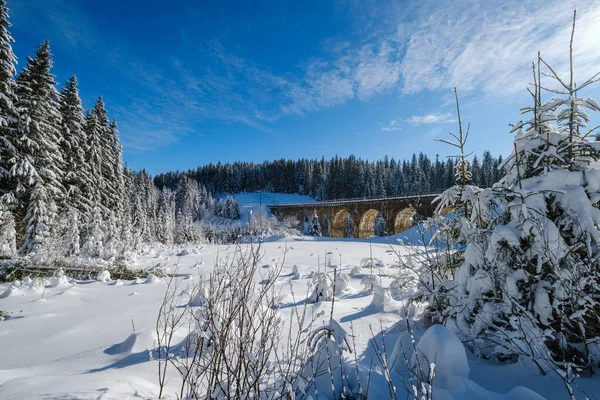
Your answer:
[308,212,321,236]
[322,214,329,237]
[174,176,201,243]
[0,0,17,180]
[157,187,175,245]
[434,16,600,374]
[13,41,65,256]
[344,213,354,238]
[59,75,90,215]
[224,195,240,219]
[92,98,125,256]
[80,109,105,255]
[374,212,386,236]
[0,0,18,257]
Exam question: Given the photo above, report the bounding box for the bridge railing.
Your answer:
[268,191,442,208]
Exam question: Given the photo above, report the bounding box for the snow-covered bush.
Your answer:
[361,273,380,293]
[334,272,352,295]
[308,272,332,303]
[300,318,357,399]
[97,270,111,283]
[155,243,320,399]
[423,30,600,374]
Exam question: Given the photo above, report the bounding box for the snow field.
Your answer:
[0,237,598,399]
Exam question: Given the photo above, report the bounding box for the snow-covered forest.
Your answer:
[0,2,245,262]
[155,151,504,201]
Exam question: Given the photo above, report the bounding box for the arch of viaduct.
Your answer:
[268,194,440,238]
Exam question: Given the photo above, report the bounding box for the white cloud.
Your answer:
[404,113,455,125]
[398,0,600,96]
[380,119,402,131]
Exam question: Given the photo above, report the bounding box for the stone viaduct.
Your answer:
[268,193,440,238]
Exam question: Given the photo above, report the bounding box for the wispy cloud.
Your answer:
[397,0,600,95]
[404,112,455,126]
[380,119,402,132]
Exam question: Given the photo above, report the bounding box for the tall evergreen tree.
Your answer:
[0,0,18,257]
[13,41,64,254]
[59,75,90,214]
[0,0,17,189]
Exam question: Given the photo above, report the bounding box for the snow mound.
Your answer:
[0,285,25,298]
[369,284,394,308]
[97,270,111,283]
[291,265,300,280]
[144,274,160,284]
[412,324,469,390]
[104,331,156,355]
[390,332,414,371]
[506,386,546,400]
[50,269,70,287]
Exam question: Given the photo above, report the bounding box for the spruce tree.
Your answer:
[432,24,600,372]
[373,213,386,236]
[59,75,90,214]
[0,0,17,187]
[308,212,321,236]
[322,214,329,237]
[13,41,64,255]
[344,214,354,238]
[0,0,18,257]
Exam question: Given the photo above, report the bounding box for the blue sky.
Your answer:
[9,0,600,175]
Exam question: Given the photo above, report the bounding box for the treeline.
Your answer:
[155,152,504,200]
[0,1,238,260]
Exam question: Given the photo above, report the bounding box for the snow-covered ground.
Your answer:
[1,236,599,399]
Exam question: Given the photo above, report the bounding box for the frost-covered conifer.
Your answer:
[308,212,321,236]
[0,0,18,187]
[431,26,600,372]
[224,195,240,219]
[0,0,18,256]
[59,75,90,215]
[174,176,201,243]
[344,214,354,238]
[13,41,64,255]
[157,187,175,245]
[373,213,386,236]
